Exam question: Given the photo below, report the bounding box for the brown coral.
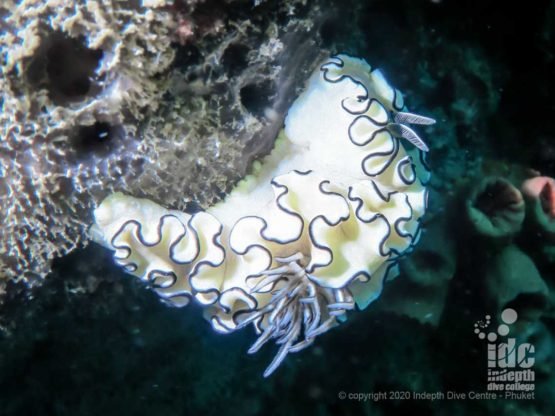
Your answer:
[0,0,178,284]
[0,0,324,286]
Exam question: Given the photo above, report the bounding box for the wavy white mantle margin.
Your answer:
[91,54,433,377]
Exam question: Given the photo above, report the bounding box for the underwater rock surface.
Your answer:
[0,0,554,415]
[0,0,322,286]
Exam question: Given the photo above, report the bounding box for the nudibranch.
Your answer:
[91,55,433,376]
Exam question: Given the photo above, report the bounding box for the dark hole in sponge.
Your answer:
[221,43,250,76]
[240,80,274,118]
[473,180,521,216]
[71,122,123,158]
[173,44,201,68]
[27,32,103,105]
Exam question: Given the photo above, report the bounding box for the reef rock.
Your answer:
[0,0,323,286]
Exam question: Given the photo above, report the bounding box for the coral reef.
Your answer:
[0,0,323,285]
[0,0,177,284]
[0,0,554,415]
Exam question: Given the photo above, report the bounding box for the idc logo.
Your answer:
[474,308,535,393]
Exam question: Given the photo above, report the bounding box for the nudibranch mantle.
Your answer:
[91,55,432,377]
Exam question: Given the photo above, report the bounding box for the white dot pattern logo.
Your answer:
[474,308,518,340]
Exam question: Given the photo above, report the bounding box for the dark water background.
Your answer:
[1,0,554,415]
